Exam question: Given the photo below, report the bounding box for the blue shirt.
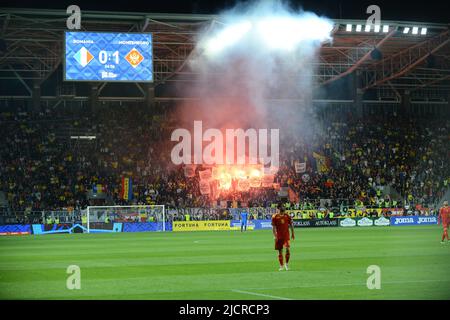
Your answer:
[241,211,248,221]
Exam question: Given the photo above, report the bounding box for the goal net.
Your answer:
[85,205,166,233]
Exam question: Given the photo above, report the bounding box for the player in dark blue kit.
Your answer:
[240,208,248,232]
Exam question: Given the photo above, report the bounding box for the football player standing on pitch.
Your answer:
[272,204,295,271]
[438,200,450,244]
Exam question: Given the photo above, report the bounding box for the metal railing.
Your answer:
[0,203,439,225]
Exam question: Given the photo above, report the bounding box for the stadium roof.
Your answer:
[0,8,449,103]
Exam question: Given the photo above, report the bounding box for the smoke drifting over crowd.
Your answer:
[174,0,333,136]
[170,0,334,190]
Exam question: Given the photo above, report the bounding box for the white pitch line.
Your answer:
[231,279,450,294]
[231,289,292,300]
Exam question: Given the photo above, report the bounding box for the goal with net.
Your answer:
[85,205,166,233]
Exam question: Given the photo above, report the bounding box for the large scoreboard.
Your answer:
[64,32,153,82]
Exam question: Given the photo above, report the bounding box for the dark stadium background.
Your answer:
[1,0,448,23]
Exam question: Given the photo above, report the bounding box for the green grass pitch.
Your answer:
[0,225,449,300]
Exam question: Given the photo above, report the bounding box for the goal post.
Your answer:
[85,205,165,234]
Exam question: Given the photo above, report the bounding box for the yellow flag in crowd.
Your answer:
[313,152,330,173]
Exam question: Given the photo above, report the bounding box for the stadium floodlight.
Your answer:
[383,25,389,33]
[346,24,352,32]
[365,25,371,32]
[356,25,362,32]
[203,21,252,56]
[374,25,381,33]
[403,27,410,34]
[204,14,333,54]
[255,15,334,51]
[421,27,427,35]
[412,27,419,35]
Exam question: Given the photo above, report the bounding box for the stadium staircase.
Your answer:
[0,191,12,224]
[54,126,98,153]
[437,188,450,208]
[0,191,7,205]
[54,126,97,141]
[384,184,403,202]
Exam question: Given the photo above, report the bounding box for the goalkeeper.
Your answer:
[240,207,249,232]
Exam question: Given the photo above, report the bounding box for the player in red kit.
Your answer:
[438,200,450,244]
[272,205,295,271]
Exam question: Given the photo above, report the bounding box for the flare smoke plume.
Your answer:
[172,0,334,164]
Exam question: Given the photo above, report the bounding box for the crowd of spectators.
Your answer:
[279,115,449,209]
[0,103,448,218]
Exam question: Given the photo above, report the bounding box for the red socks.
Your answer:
[277,251,291,266]
[443,229,449,241]
[278,253,283,266]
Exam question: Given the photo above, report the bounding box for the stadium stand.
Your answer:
[0,102,448,223]
[0,9,449,224]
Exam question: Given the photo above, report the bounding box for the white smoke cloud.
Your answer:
[175,0,335,162]
[199,4,333,57]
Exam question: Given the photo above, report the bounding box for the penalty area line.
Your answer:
[231,289,292,300]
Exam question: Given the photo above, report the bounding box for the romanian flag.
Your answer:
[121,177,133,200]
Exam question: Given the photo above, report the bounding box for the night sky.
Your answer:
[1,0,449,23]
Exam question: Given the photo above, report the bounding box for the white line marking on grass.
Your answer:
[236,279,450,291]
[231,289,292,300]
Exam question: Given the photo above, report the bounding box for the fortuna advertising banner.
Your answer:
[173,220,230,232]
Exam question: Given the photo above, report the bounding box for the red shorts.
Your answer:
[275,238,290,251]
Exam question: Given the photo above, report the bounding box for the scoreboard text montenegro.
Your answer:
[64,32,153,82]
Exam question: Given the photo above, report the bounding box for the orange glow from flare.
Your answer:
[233,167,247,180]
[249,168,262,178]
[218,172,232,190]
[213,165,265,191]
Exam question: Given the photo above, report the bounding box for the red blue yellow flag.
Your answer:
[121,177,133,200]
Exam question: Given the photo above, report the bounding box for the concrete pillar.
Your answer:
[353,71,364,118]
[355,89,364,118]
[90,85,99,113]
[447,92,450,118]
[31,82,41,114]
[401,89,410,117]
[146,85,155,112]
